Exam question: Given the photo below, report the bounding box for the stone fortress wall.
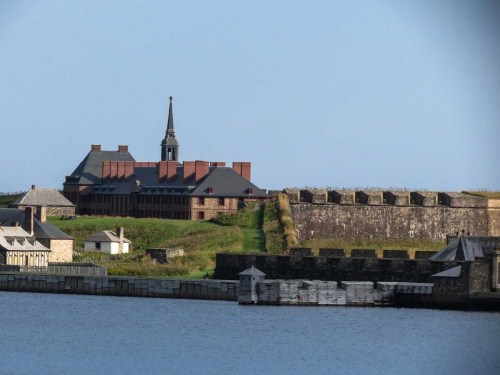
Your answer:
[214,253,458,283]
[285,189,500,242]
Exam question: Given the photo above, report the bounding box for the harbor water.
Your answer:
[1,291,499,375]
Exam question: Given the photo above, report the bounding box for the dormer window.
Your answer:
[207,187,214,194]
[248,188,253,195]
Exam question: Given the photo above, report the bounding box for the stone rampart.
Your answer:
[0,273,239,300]
[214,253,458,283]
[286,189,498,242]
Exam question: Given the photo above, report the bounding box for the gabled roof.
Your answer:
[12,187,75,207]
[239,265,266,276]
[0,208,72,240]
[430,236,500,262]
[65,149,135,186]
[85,230,131,243]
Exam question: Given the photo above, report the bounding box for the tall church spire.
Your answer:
[161,96,179,162]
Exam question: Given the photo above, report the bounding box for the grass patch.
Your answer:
[262,200,287,254]
[301,237,445,258]
[277,193,299,249]
[211,202,266,252]
[463,191,500,199]
[49,215,243,277]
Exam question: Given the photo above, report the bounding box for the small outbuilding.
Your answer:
[84,227,131,254]
[11,185,75,217]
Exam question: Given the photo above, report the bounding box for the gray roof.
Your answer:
[89,166,268,198]
[85,230,131,243]
[64,149,135,186]
[12,187,75,207]
[239,265,266,276]
[430,236,500,262]
[0,208,72,240]
[432,265,462,278]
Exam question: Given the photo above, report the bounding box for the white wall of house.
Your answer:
[84,241,129,254]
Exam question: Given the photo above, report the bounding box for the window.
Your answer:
[198,211,205,220]
[198,197,205,205]
[248,188,253,195]
[95,242,101,250]
[207,187,214,194]
[218,197,225,206]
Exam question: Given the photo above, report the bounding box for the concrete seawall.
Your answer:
[0,273,239,301]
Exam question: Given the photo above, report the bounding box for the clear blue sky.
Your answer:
[1,1,499,192]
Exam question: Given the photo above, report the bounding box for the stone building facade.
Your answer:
[63,99,268,219]
[0,207,73,263]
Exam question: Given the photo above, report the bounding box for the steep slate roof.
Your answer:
[0,208,72,240]
[432,265,462,278]
[430,236,500,262]
[12,187,75,207]
[65,149,135,185]
[85,230,131,243]
[190,167,267,197]
[89,166,267,198]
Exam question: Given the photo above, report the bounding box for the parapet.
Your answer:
[355,191,383,205]
[437,192,487,208]
[300,189,327,204]
[383,191,410,206]
[328,190,355,204]
[410,192,437,206]
[284,189,300,204]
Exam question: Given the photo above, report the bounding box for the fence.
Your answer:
[0,263,107,277]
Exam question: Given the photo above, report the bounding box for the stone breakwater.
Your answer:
[246,279,433,306]
[0,273,239,301]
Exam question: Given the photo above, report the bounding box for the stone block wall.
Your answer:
[0,273,239,300]
[214,253,458,283]
[45,239,73,263]
[287,189,495,242]
[291,203,489,242]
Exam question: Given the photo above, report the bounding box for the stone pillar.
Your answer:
[117,227,124,254]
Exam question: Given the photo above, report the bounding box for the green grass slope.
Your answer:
[48,203,272,278]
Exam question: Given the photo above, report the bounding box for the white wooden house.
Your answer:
[84,227,131,254]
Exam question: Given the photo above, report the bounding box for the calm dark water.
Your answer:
[1,292,499,375]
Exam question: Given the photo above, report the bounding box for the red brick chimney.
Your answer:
[102,161,111,179]
[158,161,177,181]
[232,162,251,181]
[195,160,210,182]
[117,162,126,179]
[110,162,118,179]
[24,207,34,236]
[183,161,195,181]
[118,145,128,153]
[91,144,101,152]
[124,161,134,179]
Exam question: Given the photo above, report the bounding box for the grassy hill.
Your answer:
[48,202,279,278]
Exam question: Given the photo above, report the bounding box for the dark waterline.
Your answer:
[1,291,499,375]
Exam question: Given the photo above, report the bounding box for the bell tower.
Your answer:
[161,96,179,161]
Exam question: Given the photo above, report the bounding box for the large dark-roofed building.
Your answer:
[63,98,268,220]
